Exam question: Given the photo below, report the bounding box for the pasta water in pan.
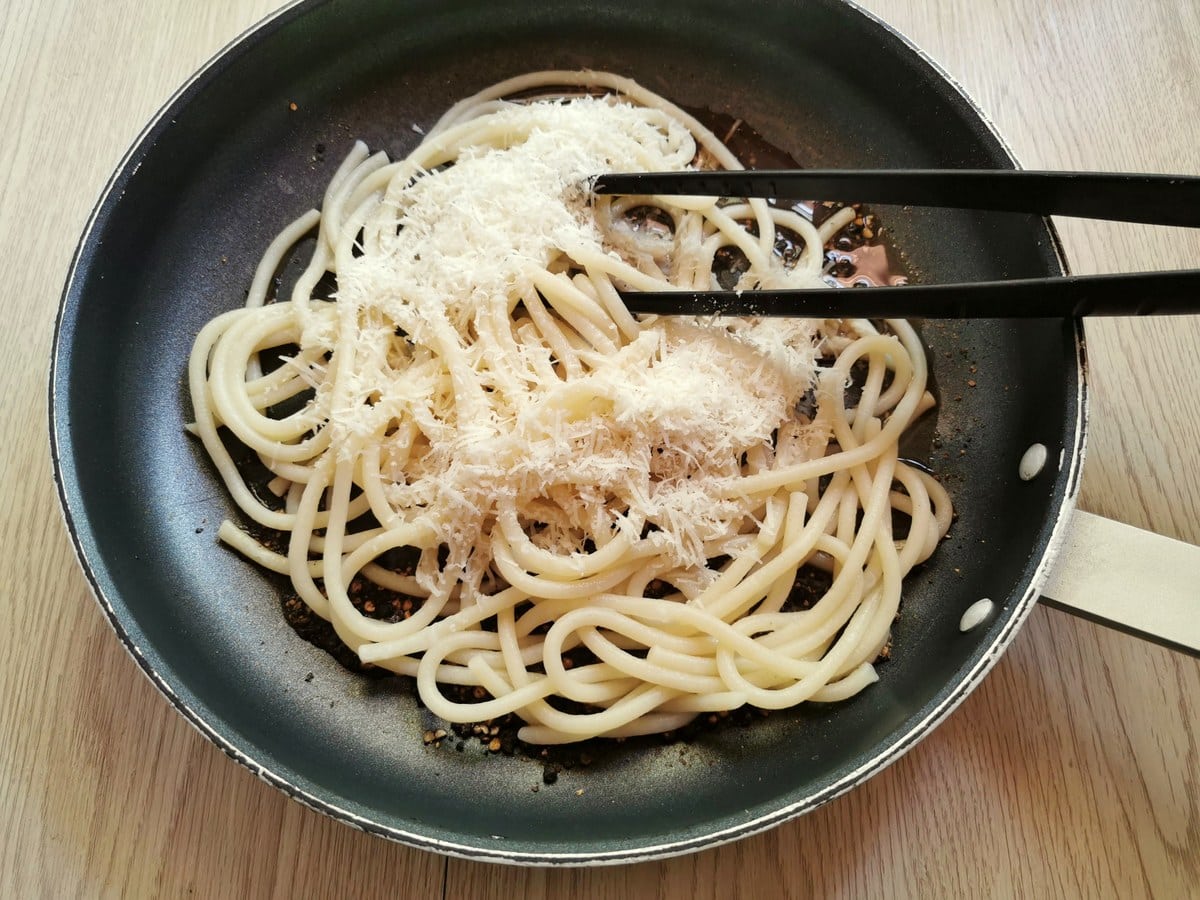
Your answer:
[188,71,952,746]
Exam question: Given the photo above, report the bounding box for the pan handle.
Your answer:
[1039,510,1200,657]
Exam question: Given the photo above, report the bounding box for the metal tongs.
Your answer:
[590,170,1200,318]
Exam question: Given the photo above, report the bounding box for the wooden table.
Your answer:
[4,0,1198,895]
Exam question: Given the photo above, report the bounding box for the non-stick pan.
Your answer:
[51,0,1088,864]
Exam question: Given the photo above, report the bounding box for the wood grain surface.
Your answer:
[3,0,1198,896]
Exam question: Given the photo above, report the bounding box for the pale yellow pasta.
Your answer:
[188,71,950,744]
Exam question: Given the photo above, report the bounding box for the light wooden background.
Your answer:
[3,0,1198,896]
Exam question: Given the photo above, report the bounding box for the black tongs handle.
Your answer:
[616,270,1200,319]
[591,170,1200,228]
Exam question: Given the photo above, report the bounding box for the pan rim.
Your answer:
[47,0,1087,865]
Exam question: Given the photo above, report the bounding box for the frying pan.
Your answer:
[51,0,1087,864]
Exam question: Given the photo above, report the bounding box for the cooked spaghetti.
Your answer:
[188,71,952,744]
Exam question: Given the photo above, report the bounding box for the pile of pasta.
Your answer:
[188,71,951,744]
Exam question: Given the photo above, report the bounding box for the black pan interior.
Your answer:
[52,0,1080,861]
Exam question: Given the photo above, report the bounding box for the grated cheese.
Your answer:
[321,98,823,586]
